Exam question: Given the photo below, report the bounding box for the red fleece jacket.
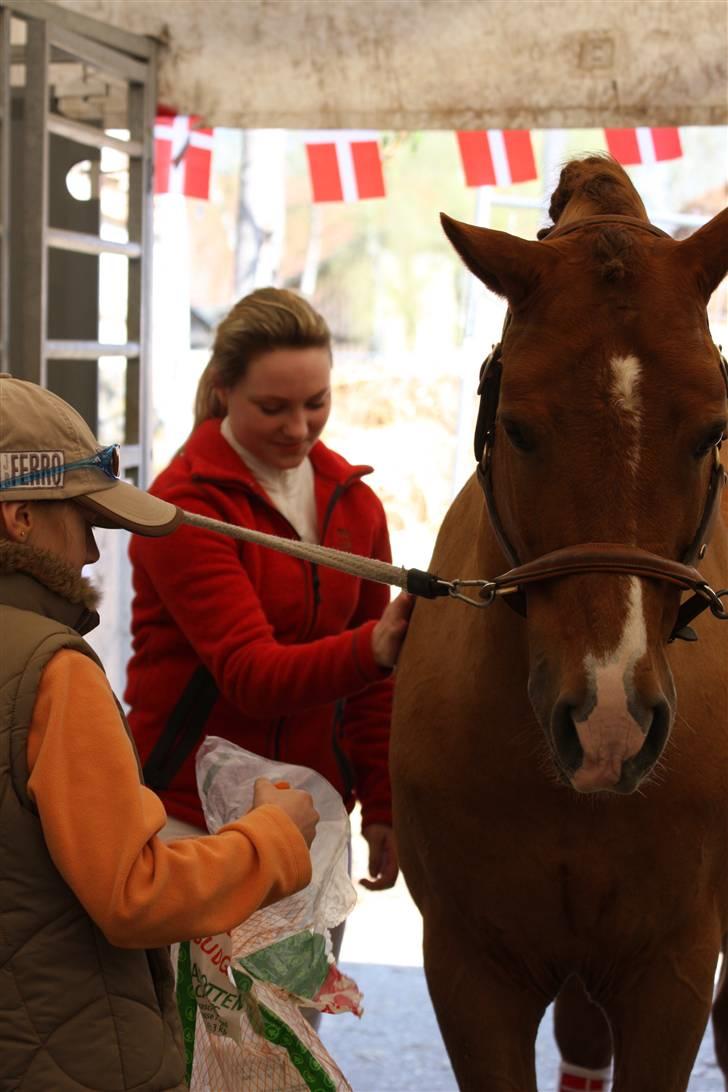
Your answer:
[126,419,394,829]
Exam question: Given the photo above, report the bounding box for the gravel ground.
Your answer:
[319,820,725,1092]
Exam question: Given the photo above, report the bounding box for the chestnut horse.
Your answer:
[391,157,728,1091]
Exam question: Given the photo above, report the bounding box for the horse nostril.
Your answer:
[551,701,584,774]
[622,698,672,783]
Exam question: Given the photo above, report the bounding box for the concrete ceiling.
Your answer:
[52,0,727,129]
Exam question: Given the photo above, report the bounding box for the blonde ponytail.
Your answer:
[193,359,227,427]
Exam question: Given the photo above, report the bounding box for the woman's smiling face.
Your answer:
[220,346,332,469]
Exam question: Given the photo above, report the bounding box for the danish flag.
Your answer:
[154,114,215,199]
[303,131,386,203]
[604,127,682,166]
[456,130,538,187]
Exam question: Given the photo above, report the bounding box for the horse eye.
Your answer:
[501,420,534,452]
[693,427,726,459]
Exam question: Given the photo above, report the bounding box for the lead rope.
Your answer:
[180,511,728,636]
[181,509,495,606]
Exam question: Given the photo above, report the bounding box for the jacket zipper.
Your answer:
[331,699,356,799]
[301,472,366,641]
[272,716,285,761]
[277,474,366,760]
[316,475,366,792]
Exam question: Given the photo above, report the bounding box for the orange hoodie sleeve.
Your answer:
[26,649,312,949]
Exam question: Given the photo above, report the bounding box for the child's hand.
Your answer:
[252,778,319,847]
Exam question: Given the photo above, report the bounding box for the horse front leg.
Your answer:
[421,908,548,1092]
[553,973,613,1087]
[713,935,728,1088]
[601,938,719,1092]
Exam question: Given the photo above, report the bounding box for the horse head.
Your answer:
[442,156,728,795]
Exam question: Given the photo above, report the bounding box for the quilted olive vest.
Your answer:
[0,563,186,1091]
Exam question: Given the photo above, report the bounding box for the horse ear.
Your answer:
[675,207,728,301]
[440,213,552,306]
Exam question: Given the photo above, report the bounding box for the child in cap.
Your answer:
[0,374,319,1092]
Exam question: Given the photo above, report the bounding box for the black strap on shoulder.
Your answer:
[142,665,219,791]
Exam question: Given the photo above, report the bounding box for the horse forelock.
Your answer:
[592,227,638,280]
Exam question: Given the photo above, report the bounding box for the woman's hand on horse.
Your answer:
[252,778,320,848]
[371,591,414,668]
[360,824,399,891]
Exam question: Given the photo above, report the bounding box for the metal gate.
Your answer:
[0,0,157,689]
[0,0,155,489]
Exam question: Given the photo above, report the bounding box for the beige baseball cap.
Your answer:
[0,375,181,536]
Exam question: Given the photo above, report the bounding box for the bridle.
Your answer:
[469,215,728,643]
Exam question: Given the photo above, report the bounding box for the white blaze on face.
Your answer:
[573,577,648,791]
[610,354,642,474]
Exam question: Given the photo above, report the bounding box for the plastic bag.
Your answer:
[175,736,362,1091]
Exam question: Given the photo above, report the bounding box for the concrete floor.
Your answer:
[319,820,725,1092]
[320,962,724,1092]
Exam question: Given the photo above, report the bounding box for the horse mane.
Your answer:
[540,155,649,281]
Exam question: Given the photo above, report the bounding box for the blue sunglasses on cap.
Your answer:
[0,444,121,491]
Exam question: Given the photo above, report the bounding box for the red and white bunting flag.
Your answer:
[604,127,682,166]
[154,114,215,199]
[456,130,538,187]
[303,131,386,203]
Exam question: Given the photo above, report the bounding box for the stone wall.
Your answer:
[53,0,727,129]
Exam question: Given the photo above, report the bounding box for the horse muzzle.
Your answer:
[550,689,673,794]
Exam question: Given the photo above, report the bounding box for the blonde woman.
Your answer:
[127,288,411,899]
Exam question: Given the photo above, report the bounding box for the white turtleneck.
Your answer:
[220,416,319,544]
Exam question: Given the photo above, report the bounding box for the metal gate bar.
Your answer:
[22,15,49,387]
[0,5,9,369]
